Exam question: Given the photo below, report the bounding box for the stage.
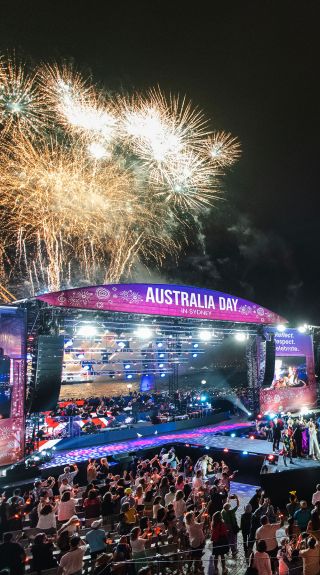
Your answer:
[39,415,320,474]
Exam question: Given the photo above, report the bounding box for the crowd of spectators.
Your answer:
[2,445,320,575]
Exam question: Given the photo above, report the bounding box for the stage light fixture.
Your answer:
[201,379,206,384]
[199,330,212,341]
[157,342,163,347]
[223,448,229,453]
[298,324,308,333]
[126,374,133,379]
[200,395,207,402]
[249,435,255,440]
[205,446,210,450]
[234,332,246,342]
[159,353,165,358]
[135,326,153,339]
[124,364,131,369]
[160,373,166,378]
[242,450,248,455]
[231,433,236,438]
[192,353,198,358]
[158,363,164,368]
[77,324,97,337]
[193,343,199,348]
[277,324,286,332]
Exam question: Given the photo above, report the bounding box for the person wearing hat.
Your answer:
[58,534,87,575]
[86,518,107,560]
[121,487,135,508]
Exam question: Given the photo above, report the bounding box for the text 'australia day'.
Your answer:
[145,287,238,311]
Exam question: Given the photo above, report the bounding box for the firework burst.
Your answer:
[0,57,240,297]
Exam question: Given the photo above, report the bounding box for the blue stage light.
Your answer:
[126,374,133,379]
[200,395,207,402]
[158,363,164,368]
[124,364,131,369]
[159,353,165,358]
[157,342,163,347]
[193,343,199,348]
[231,433,236,438]
[242,450,248,455]
[192,353,198,358]
[160,373,166,378]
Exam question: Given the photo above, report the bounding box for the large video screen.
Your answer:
[0,307,26,466]
[260,329,316,414]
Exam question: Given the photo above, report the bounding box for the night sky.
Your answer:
[1,0,318,323]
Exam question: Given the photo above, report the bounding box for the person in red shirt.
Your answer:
[211,511,229,575]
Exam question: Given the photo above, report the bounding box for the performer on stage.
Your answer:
[308,421,320,460]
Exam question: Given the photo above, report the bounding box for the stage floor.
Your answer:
[41,417,252,468]
[42,417,320,474]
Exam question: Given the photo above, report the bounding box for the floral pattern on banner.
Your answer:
[239,304,276,323]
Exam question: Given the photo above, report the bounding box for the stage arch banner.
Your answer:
[36,283,286,325]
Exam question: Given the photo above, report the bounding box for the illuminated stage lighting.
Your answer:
[242,450,248,455]
[160,373,166,378]
[157,342,163,347]
[126,374,133,379]
[223,448,229,453]
[234,332,246,342]
[249,435,255,440]
[231,433,236,438]
[201,379,206,384]
[192,353,198,358]
[199,329,212,341]
[159,353,165,358]
[124,364,131,369]
[277,324,286,332]
[158,363,164,368]
[135,326,153,339]
[193,343,199,348]
[76,324,97,337]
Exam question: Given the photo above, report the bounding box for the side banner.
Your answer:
[0,307,26,466]
[260,328,316,414]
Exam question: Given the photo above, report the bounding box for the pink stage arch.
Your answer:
[36,283,286,324]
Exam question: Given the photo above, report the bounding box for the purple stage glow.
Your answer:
[42,421,250,468]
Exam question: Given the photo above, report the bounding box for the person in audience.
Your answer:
[286,492,299,517]
[252,539,272,575]
[211,511,229,575]
[298,536,320,575]
[58,490,77,522]
[87,459,98,483]
[130,526,148,553]
[83,488,101,519]
[222,494,240,558]
[311,484,320,506]
[57,534,87,575]
[36,501,57,535]
[255,514,284,573]
[58,515,80,537]
[240,503,252,557]
[294,501,312,532]
[0,532,26,575]
[86,518,107,559]
[31,532,58,573]
[58,464,79,487]
[185,510,205,573]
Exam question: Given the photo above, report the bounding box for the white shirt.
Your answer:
[59,546,86,575]
[58,470,78,486]
[165,492,175,506]
[131,538,146,552]
[256,523,281,552]
[173,499,187,518]
[186,522,205,548]
[253,551,272,575]
[37,509,57,530]
[192,477,203,491]
[312,490,320,505]
[58,498,76,521]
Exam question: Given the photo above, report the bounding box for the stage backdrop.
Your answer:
[0,307,26,466]
[260,328,316,414]
[36,283,286,324]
